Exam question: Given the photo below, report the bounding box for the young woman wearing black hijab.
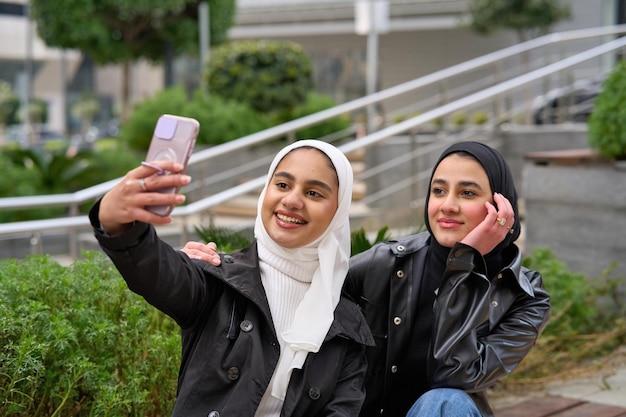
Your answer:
[182,141,551,417]
[344,141,551,417]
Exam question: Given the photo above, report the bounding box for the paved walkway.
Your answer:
[491,346,626,411]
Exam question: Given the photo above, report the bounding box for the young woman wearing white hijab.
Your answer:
[89,139,374,417]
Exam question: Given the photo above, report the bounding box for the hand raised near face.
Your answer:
[460,193,515,255]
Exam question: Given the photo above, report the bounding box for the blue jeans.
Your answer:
[406,388,483,417]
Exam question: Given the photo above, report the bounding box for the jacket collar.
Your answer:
[388,232,533,296]
[200,241,375,347]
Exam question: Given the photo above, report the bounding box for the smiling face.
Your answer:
[427,153,493,248]
[261,148,339,249]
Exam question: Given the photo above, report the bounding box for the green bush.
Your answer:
[507,247,626,384]
[121,86,191,151]
[0,141,141,221]
[3,146,103,194]
[205,40,313,114]
[287,92,352,140]
[523,247,597,335]
[194,224,254,254]
[183,89,272,146]
[350,226,391,256]
[121,86,271,151]
[0,252,180,416]
[588,59,626,159]
[0,153,52,222]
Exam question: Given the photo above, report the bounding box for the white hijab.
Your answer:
[254,139,353,400]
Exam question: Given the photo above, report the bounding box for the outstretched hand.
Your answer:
[181,241,222,266]
[98,161,190,235]
[460,192,515,255]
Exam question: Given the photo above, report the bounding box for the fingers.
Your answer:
[141,161,184,175]
[493,193,515,234]
[97,162,190,235]
[134,173,191,194]
[180,241,222,266]
[461,193,516,255]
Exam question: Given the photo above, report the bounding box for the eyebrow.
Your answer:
[273,171,334,193]
[431,178,484,190]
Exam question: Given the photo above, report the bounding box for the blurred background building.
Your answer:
[0,0,621,139]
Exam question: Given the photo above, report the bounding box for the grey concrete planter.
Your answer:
[523,148,626,281]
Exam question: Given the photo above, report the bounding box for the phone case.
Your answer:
[144,114,199,216]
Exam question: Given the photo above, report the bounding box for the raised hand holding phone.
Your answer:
[144,114,199,216]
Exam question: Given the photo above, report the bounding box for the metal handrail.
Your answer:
[3,24,626,213]
[2,25,626,258]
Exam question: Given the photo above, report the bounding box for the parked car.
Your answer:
[532,77,604,125]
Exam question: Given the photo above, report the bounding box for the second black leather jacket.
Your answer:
[343,232,551,417]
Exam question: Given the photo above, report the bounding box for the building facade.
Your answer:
[0,0,619,137]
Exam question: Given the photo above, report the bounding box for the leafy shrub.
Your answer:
[194,225,254,254]
[205,40,313,113]
[350,226,391,256]
[287,92,352,140]
[3,146,101,193]
[121,86,190,151]
[523,247,597,335]
[183,89,272,146]
[504,247,626,384]
[0,153,51,222]
[0,252,180,416]
[588,59,626,159]
[0,141,141,221]
[121,86,271,151]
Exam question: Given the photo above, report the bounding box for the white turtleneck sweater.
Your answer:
[254,242,316,417]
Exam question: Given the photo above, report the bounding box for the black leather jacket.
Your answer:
[344,232,551,417]
[90,203,375,417]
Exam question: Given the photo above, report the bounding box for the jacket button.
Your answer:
[491,301,498,307]
[391,365,398,373]
[396,245,405,252]
[396,270,405,279]
[393,317,401,325]
[207,412,220,417]
[227,367,240,380]
[308,387,321,400]
[223,255,234,264]
[240,320,254,332]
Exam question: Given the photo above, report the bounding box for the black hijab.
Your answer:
[424,141,521,277]
[405,142,520,401]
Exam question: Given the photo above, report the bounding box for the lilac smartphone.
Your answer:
[144,114,199,216]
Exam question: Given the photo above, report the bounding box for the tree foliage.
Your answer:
[29,0,236,118]
[30,0,235,64]
[466,0,571,41]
